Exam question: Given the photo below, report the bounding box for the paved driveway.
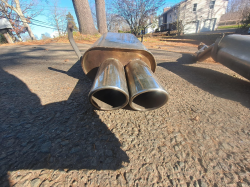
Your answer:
[0,43,250,187]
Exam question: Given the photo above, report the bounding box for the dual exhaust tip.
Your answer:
[89,58,169,111]
[67,30,168,111]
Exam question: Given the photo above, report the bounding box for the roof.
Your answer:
[159,0,187,17]
[0,18,12,30]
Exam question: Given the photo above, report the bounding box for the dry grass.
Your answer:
[1,32,217,63]
[141,35,197,49]
[203,57,217,64]
[1,33,217,64]
[1,32,101,46]
[1,33,197,48]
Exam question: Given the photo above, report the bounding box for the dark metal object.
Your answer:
[195,43,214,62]
[212,35,250,80]
[89,58,129,110]
[195,34,250,80]
[67,22,81,59]
[125,59,169,111]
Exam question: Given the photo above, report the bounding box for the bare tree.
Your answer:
[106,13,129,32]
[48,0,67,37]
[72,0,98,34]
[2,31,13,43]
[21,32,38,41]
[41,32,51,39]
[1,0,37,40]
[0,2,23,41]
[144,15,158,33]
[95,0,107,34]
[227,0,250,13]
[0,0,41,41]
[226,0,250,26]
[111,0,165,34]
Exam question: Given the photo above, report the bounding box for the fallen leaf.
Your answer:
[192,116,199,121]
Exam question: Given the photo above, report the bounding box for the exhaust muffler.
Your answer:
[194,35,250,80]
[67,25,169,110]
[89,58,129,110]
[126,59,169,111]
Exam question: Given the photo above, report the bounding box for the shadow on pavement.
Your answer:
[0,60,129,187]
[158,53,250,109]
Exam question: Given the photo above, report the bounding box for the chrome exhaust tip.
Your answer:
[125,59,169,111]
[89,58,129,110]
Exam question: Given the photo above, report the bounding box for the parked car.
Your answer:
[248,28,250,35]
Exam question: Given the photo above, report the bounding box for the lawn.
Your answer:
[217,25,240,29]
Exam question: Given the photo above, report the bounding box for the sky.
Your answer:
[23,0,181,39]
[27,0,78,39]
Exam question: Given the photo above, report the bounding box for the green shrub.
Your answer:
[0,34,7,44]
[241,13,250,28]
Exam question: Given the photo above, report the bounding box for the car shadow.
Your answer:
[0,60,129,187]
[158,53,250,109]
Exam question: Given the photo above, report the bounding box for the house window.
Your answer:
[160,16,163,25]
[210,1,215,9]
[193,3,197,11]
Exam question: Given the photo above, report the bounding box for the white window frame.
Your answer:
[209,0,215,9]
[193,3,197,12]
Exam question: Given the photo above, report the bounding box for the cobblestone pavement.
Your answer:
[0,43,250,187]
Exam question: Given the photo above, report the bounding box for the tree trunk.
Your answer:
[16,33,23,42]
[14,0,35,40]
[55,18,61,37]
[95,0,107,34]
[72,0,98,34]
[8,30,19,42]
[3,31,13,43]
[25,23,36,40]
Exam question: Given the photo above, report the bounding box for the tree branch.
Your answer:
[1,0,18,13]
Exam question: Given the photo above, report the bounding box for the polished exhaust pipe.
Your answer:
[125,59,169,111]
[89,58,129,110]
[68,28,169,111]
